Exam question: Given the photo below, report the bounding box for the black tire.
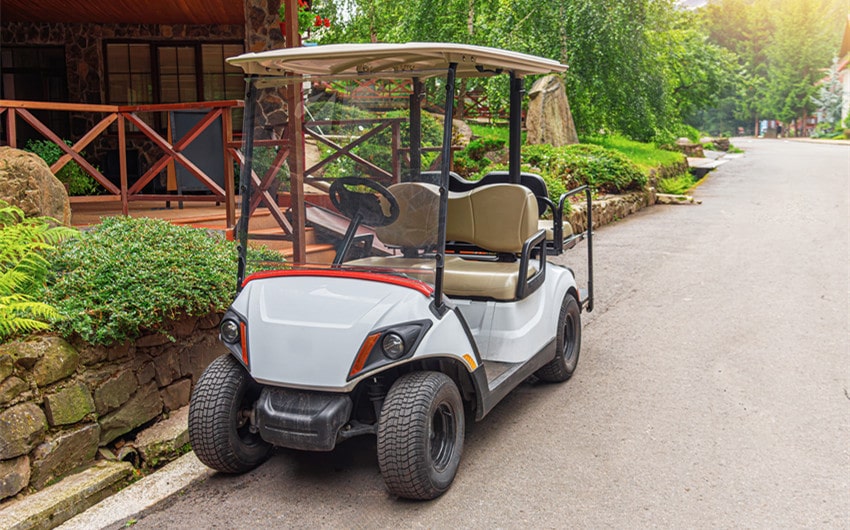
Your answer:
[377,371,465,500]
[188,354,271,473]
[535,293,582,383]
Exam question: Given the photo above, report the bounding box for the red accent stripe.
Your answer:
[242,269,434,297]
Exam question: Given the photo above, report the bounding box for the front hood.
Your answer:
[232,275,434,389]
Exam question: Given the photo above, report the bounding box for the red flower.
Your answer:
[314,14,322,26]
[323,17,331,27]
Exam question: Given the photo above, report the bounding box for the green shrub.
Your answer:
[25,139,103,196]
[46,217,281,345]
[656,173,696,195]
[0,201,77,342]
[523,143,646,194]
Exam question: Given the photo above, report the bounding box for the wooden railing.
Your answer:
[0,99,434,236]
[0,99,241,226]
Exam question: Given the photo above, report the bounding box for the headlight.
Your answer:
[381,333,405,359]
[220,319,240,343]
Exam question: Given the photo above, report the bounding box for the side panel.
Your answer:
[451,265,575,363]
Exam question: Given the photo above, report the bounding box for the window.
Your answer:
[105,41,244,106]
[1,46,70,143]
[106,43,153,105]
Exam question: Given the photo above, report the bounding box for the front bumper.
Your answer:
[254,387,352,452]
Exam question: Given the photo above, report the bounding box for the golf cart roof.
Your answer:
[227,42,567,79]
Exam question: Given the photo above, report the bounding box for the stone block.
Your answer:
[197,313,222,330]
[0,455,30,500]
[0,353,13,381]
[43,382,95,426]
[160,379,192,412]
[93,369,138,415]
[98,382,163,445]
[171,316,198,337]
[106,341,133,362]
[135,359,156,387]
[135,406,189,465]
[30,337,79,387]
[0,460,133,530]
[0,376,28,405]
[0,402,47,460]
[179,336,226,384]
[0,340,41,370]
[78,345,108,366]
[154,348,181,387]
[135,333,172,348]
[29,423,100,489]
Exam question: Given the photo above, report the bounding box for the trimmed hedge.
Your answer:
[46,217,280,345]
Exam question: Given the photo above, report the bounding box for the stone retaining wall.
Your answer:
[0,316,224,502]
[568,188,657,233]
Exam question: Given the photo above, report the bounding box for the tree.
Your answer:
[812,57,845,129]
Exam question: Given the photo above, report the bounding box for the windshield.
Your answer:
[240,73,447,287]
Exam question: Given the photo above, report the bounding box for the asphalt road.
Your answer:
[129,138,849,529]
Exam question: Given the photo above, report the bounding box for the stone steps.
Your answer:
[0,461,133,530]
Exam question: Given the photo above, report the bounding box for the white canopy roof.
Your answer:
[227,42,567,79]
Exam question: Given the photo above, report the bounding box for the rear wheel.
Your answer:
[535,294,581,382]
[377,371,465,500]
[188,354,271,473]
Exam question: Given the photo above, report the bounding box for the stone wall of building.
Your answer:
[0,315,224,501]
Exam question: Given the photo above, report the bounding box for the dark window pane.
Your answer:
[159,47,177,75]
[128,44,151,74]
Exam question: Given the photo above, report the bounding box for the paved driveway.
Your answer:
[130,138,849,529]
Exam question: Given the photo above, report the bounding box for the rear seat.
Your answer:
[348,182,546,301]
[444,183,545,300]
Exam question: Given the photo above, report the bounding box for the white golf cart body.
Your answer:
[189,42,593,500]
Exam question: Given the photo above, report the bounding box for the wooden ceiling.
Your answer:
[2,0,245,25]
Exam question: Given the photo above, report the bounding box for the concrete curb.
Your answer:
[57,451,213,530]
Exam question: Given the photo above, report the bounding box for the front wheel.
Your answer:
[377,371,465,500]
[535,293,582,382]
[188,355,271,473]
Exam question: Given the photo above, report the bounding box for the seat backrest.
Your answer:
[447,171,551,215]
[374,182,440,248]
[447,184,539,253]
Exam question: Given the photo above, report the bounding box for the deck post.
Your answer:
[222,106,236,227]
[5,109,16,147]
[118,113,129,215]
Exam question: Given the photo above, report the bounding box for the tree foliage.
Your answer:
[319,0,845,139]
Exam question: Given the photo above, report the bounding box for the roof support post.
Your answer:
[434,63,458,313]
[237,77,258,291]
[408,77,423,182]
[508,72,523,184]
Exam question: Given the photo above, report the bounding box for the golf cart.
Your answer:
[188,42,594,500]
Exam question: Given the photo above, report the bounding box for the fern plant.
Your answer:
[0,201,77,342]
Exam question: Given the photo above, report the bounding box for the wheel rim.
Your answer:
[429,402,456,472]
[563,313,576,362]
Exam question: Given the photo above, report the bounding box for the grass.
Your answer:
[581,134,685,173]
[469,123,522,144]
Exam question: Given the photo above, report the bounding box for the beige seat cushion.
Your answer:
[443,257,538,300]
[538,219,574,241]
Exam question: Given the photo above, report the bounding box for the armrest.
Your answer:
[516,229,547,299]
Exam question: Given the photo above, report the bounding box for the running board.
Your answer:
[474,338,556,420]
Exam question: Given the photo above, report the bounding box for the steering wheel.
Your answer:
[329,177,399,227]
